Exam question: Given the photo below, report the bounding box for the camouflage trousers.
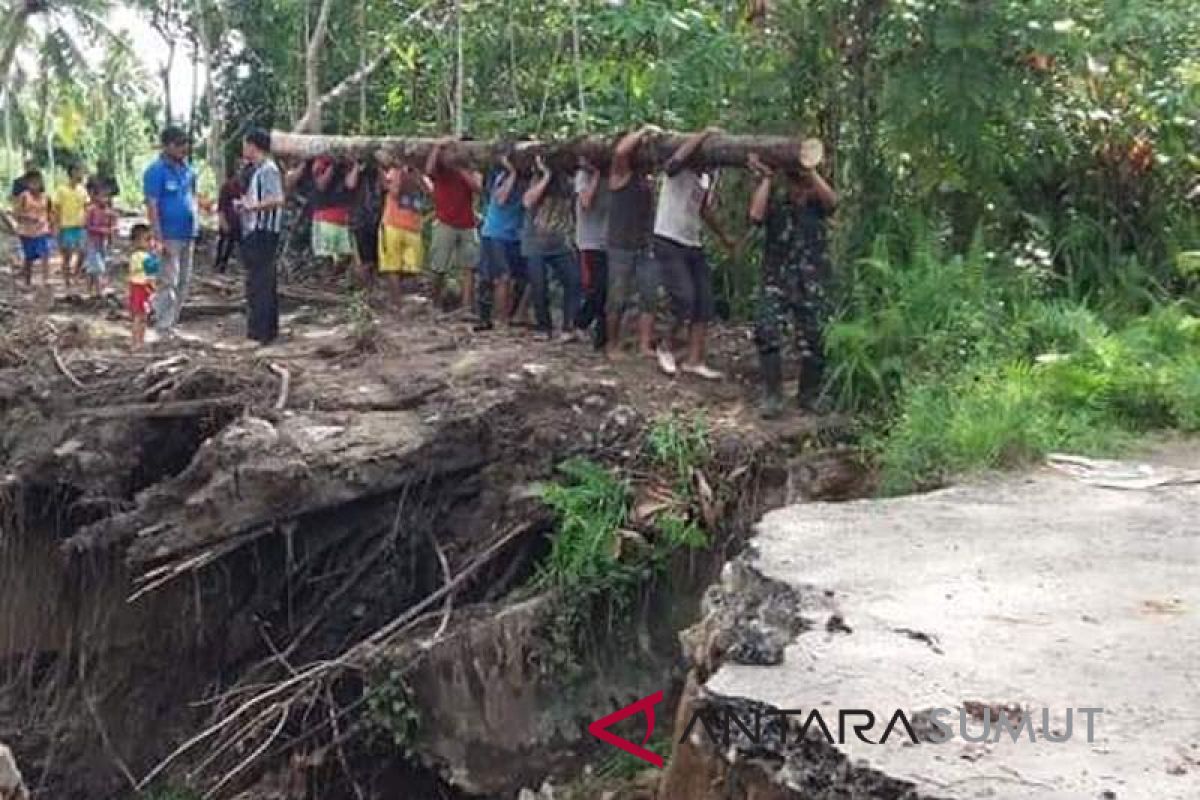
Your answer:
[753,259,830,395]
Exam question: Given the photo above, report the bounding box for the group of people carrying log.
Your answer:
[260,126,838,416]
[8,123,838,417]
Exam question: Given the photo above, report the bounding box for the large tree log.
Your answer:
[270,130,810,171]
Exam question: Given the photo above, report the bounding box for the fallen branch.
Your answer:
[426,531,453,643]
[52,346,86,389]
[271,130,809,170]
[268,363,291,410]
[136,520,536,790]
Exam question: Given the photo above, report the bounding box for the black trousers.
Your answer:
[241,231,281,343]
[215,229,240,272]
[577,249,609,349]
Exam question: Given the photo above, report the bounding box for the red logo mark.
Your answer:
[587,691,665,769]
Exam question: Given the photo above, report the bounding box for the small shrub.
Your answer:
[366,668,421,754]
[646,412,710,490]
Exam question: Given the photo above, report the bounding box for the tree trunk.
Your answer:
[160,38,177,125]
[0,7,33,94]
[570,0,586,127]
[357,0,367,132]
[294,0,333,133]
[453,0,464,136]
[293,0,438,134]
[187,34,199,157]
[270,130,811,171]
[194,0,224,178]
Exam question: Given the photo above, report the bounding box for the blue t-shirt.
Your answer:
[481,171,524,242]
[143,156,197,241]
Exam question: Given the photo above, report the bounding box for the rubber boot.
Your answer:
[759,350,785,420]
[798,354,828,414]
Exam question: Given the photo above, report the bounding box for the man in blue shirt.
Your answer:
[476,150,526,330]
[143,126,198,336]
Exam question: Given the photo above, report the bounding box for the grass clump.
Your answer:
[827,227,1200,495]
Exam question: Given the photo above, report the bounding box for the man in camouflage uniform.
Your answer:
[747,146,838,417]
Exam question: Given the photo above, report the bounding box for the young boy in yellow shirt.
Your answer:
[55,163,89,286]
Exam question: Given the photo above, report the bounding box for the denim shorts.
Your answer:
[20,235,52,262]
[479,237,522,281]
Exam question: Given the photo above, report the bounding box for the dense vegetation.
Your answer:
[3,0,1198,488]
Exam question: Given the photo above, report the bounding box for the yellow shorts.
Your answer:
[379,226,423,275]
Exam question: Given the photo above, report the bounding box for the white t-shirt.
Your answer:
[574,169,611,251]
[654,169,712,248]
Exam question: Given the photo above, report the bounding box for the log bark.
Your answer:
[270,131,810,171]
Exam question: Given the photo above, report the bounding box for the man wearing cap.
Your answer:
[143,126,198,336]
[747,139,838,417]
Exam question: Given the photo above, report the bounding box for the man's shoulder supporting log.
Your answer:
[270,131,807,170]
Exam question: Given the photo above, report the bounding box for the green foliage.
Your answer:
[533,437,714,677]
[656,512,707,550]
[141,787,201,800]
[345,291,380,351]
[594,729,673,782]
[646,412,710,489]
[365,667,421,754]
[535,458,634,592]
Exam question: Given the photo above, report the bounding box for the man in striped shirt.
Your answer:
[237,129,286,344]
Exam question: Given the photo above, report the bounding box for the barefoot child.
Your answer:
[128,224,159,349]
[84,189,118,298]
[55,163,89,285]
[14,170,52,287]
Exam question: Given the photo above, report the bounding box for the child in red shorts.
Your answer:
[128,224,160,349]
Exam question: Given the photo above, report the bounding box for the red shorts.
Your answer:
[128,283,152,316]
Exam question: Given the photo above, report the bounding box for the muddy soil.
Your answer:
[0,253,856,800]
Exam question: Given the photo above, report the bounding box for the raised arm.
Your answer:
[610,125,661,191]
[747,154,773,225]
[578,162,602,210]
[344,161,362,191]
[494,157,518,205]
[284,162,307,193]
[425,138,450,177]
[807,170,838,212]
[313,161,335,192]
[523,157,553,209]
[665,126,720,177]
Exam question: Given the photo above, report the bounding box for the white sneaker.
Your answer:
[656,346,678,376]
[557,331,575,344]
[682,363,724,381]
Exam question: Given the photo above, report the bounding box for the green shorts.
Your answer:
[312,220,356,258]
[427,222,479,276]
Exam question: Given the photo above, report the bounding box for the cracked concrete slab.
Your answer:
[705,466,1200,799]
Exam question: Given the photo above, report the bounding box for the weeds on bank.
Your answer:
[534,416,714,677]
[825,228,1200,495]
[365,667,421,754]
